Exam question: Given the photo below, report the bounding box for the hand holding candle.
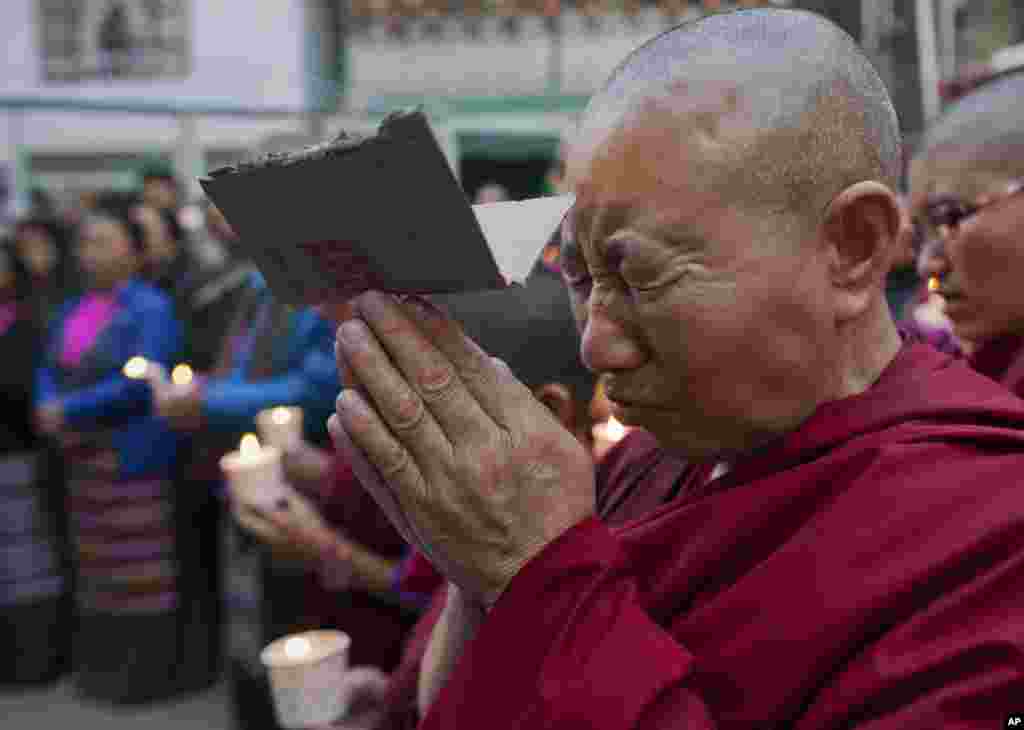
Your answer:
[221,434,293,513]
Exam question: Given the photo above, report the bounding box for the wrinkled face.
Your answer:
[909,155,1024,345]
[15,226,57,277]
[77,217,138,288]
[563,110,837,460]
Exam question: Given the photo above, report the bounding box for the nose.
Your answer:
[916,236,949,281]
[580,306,646,374]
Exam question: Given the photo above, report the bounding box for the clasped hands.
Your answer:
[328,291,596,608]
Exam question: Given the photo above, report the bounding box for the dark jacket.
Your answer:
[0,307,41,454]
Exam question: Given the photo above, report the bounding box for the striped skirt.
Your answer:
[0,450,68,684]
[66,445,183,704]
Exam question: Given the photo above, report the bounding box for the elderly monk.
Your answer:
[910,70,1024,395]
[329,9,1024,729]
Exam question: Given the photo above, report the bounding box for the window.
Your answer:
[39,0,190,81]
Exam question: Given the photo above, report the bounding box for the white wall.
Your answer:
[346,10,683,106]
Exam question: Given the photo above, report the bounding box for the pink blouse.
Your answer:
[59,291,120,369]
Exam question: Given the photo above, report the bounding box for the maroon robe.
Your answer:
[420,342,1024,729]
[969,333,1024,400]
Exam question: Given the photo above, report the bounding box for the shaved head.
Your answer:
[915,70,1024,186]
[574,8,901,224]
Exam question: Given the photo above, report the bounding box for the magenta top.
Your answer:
[59,291,120,369]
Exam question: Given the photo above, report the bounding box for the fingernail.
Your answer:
[327,414,344,445]
[336,388,367,416]
[402,294,443,322]
[338,319,367,346]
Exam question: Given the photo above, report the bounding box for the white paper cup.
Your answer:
[261,630,352,729]
[220,444,292,513]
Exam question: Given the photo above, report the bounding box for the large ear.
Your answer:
[821,181,902,320]
[534,383,576,431]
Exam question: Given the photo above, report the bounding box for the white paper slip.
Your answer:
[472,194,575,284]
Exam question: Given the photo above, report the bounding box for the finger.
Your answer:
[399,294,538,429]
[335,317,455,470]
[328,413,420,549]
[233,506,280,542]
[351,291,497,439]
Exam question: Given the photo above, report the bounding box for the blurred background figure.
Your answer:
[12,215,80,328]
[140,162,182,215]
[910,68,1024,394]
[0,242,69,687]
[33,198,189,704]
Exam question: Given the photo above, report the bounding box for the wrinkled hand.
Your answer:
[154,381,204,431]
[35,401,64,435]
[232,490,337,563]
[281,442,332,495]
[330,291,595,607]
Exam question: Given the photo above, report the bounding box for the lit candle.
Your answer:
[257,406,305,450]
[261,630,353,729]
[591,416,630,462]
[219,433,290,512]
[122,356,167,387]
[928,276,940,293]
[594,416,628,443]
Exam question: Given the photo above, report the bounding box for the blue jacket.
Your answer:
[201,274,339,444]
[36,278,183,478]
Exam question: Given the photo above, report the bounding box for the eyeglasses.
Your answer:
[913,178,1024,255]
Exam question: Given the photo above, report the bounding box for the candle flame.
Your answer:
[123,356,149,380]
[283,636,312,661]
[928,276,940,293]
[239,433,262,457]
[270,407,292,425]
[171,364,194,386]
[604,416,627,442]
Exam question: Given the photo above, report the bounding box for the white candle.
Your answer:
[261,630,353,729]
[122,356,167,387]
[257,406,304,450]
[220,434,289,512]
